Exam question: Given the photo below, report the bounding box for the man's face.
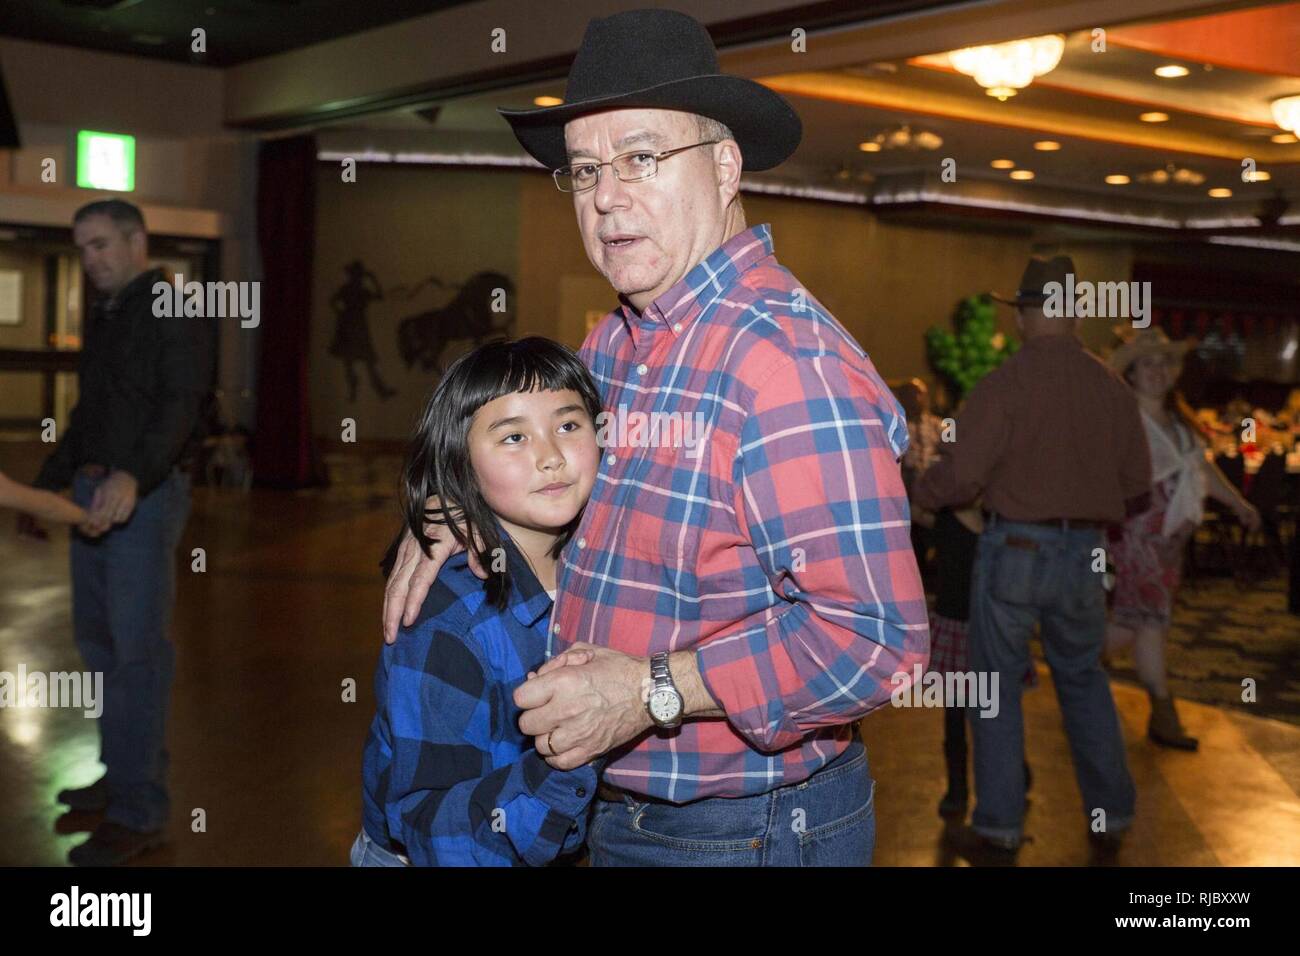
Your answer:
[565,108,731,312]
[73,214,144,295]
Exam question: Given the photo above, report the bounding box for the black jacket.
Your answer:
[35,267,213,496]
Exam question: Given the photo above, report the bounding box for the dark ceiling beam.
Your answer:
[222,0,1270,132]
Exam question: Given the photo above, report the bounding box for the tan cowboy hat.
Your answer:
[1107,326,1193,374]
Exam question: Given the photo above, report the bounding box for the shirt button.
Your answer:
[637,363,648,376]
[575,787,587,798]
[553,623,561,635]
[673,323,682,333]
[606,453,616,466]
[577,537,586,549]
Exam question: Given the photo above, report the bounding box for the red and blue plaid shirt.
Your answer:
[556,222,930,802]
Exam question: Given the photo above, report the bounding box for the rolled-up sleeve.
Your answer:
[695,355,930,751]
[913,376,1007,512]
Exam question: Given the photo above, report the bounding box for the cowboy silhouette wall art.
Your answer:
[328,259,397,402]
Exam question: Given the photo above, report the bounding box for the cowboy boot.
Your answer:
[938,708,968,819]
[1147,692,1198,751]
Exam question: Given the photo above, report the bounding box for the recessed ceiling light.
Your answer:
[1033,140,1061,151]
[533,96,563,107]
[1208,187,1232,198]
[1009,169,1035,180]
[990,158,1015,169]
[1139,112,1169,123]
[858,142,882,152]
[1105,174,1131,185]
[1155,65,1190,78]
[1271,132,1298,144]
[1246,170,1272,182]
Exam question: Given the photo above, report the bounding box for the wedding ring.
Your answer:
[547,731,558,756]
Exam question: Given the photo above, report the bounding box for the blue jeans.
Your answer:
[588,738,875,866]
[350,830,411,867]
[967,516,1136,846]
[71,469,191,832]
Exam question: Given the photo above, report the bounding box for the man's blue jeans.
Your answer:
[588,737,874,866]
[71,469,191,832]
[967,516,1135,846]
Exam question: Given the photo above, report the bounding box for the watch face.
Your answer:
[649,688,681,723]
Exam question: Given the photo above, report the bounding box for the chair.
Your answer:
[1243,454,1291,576]
[1216,453,1245,490]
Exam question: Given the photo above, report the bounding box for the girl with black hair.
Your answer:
[357,337,605,866]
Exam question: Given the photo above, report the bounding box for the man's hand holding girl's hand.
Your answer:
[515,643,652,771]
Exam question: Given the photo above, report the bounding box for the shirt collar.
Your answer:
[104,267,166,313]
[496,526,555,629]
[1023,332,1082,350]
[616,223,774,349]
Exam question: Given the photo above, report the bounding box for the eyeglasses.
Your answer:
[553,140,719,193]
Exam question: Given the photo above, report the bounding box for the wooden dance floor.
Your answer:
[2,448,1297,866]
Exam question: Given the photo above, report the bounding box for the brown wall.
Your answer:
[312,164,521,441]
[0,247,49,420]
[311,165,1145,439]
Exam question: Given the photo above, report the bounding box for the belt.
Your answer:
[990,513,1107,530]
[596,732,864,805]
[596,782,674,804]
[76,463,186,481]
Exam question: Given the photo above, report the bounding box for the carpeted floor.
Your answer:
[1108,570,1300,726]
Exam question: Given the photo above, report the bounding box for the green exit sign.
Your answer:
[76,130,136,191]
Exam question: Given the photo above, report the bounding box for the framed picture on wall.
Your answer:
[0,269,21,325]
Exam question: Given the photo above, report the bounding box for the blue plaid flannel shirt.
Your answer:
[362,529,597,865]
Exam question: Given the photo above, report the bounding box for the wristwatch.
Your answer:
[646,652,683,729]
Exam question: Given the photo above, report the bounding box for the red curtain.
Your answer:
[252,135,325,488]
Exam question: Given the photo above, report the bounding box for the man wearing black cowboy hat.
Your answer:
[383,8,928,866]
[915,254,1150,861]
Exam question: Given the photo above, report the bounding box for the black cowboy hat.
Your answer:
[991,255,1077,307]
[497,8,802,172]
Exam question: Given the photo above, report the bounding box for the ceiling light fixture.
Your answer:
[1208,187,1232,198]
[990,158,1016,169]
[858,141,882,152]
[1139,112,1169,123]
[947,34,1065,101]
[863,124,944,151]
[1009,169,1035,180]
[1138,163,1205,186]
[1271,95,1300,133]
[1105,174,1130,185]
[1033,140,1061,151]
[1271,132,1298,144]
[1154,64,1190,78]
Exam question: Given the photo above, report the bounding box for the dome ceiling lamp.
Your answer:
[1138,163,1205,186]
[861,124,944,151]
[1272,95,1300,134]
[947,34,1066,102]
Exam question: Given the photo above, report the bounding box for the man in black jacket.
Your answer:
[29,199,212,865]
